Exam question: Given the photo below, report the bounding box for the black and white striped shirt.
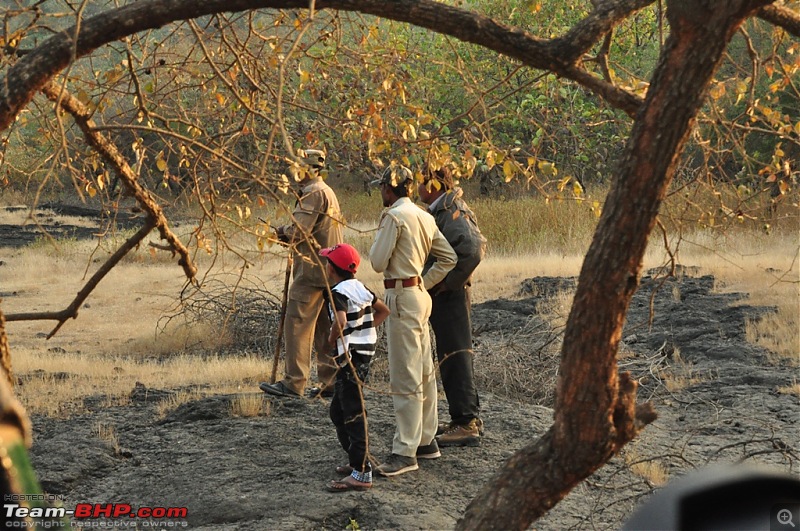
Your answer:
[328,279,378,367]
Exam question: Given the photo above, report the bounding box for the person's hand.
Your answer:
[274,226,290,243]
[322,338,336,353]
[428,283,448,296]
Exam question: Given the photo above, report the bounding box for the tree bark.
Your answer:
[0,0,651,133]
[459,1,773,528]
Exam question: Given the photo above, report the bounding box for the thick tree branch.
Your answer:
[0,307,14,388]
[4,82,196,337]
[758,3,800,36]
[0,0,651,133]
[39,82,197,281]
[554,0,654,62]
[459,1,772,528]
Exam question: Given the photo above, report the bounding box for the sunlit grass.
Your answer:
[3,181,798,417]
[625,444,670,486]
[12,349,273,418]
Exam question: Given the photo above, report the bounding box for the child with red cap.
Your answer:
[319,243,390,492]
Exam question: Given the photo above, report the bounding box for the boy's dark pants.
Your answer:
[429,286,480,425]
[329,353,371,473]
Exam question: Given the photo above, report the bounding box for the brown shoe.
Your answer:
[436,419,481,447]
[376,454,418,477]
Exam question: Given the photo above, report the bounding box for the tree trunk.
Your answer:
[459,1,771,529]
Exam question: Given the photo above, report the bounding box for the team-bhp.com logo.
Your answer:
[4,503,189,528]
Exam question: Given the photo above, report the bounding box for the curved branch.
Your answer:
[39,82,197,281]
[758,3,800,37]
[0,0,649,133]
[459,0,772,528]
[4,221,155,339]
[553,0,654,61]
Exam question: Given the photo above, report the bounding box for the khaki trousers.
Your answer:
[384,285,438,457]
[281,281,337,395]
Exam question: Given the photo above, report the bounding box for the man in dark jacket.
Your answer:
[418,166,487,446]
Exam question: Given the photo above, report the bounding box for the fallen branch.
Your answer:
[5,221,155,338]
[2,82,198,338]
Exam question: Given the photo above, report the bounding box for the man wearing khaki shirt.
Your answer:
[369,164,457,477]
[260,149,343,398]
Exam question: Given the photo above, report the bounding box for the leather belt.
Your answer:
[384,277,421,289]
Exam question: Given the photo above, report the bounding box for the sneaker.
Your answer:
[259,381,300,398]
[436,418,481,447]
[376,454,418,477]
[416,440,441,460]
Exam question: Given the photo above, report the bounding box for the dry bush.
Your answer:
[161,277,283,355]
[474,288,573,406]
[231,393,271,417]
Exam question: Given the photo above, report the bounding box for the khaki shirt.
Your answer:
[280,178,343,287]
[370,197,457,289]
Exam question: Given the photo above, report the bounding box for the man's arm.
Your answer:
[440,215,485,291]
[422,228,457,288]
[372,298,390,327]
[369,212,399,273]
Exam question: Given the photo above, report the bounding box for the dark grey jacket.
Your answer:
[423,188,486,291]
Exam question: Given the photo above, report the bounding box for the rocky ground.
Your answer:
[4,205,799,529]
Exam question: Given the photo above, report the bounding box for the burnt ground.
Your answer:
[4,206,799,530]
[0,203,145,248]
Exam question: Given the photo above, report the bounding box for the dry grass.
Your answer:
[230,393,271,417]
[94,421,121,454]
[625,444,670,486]
[2,188,797,417]
[658,228,799,366]
[777,379,800,396]
[155,389,205,419]
[12,349,273,417]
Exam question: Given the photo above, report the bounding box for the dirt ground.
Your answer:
[3,206,799,530]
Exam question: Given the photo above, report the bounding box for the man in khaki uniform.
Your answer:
[369,164,457,477]
[260,149,343,398]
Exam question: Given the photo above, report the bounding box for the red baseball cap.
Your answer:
[319,243,360,274]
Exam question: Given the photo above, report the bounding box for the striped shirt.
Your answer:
[328,279,379,367]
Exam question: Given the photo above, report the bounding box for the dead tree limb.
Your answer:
[0,306,14,388]
[4,83,197,337]
[5,221,155,338]
[39,81,197,281]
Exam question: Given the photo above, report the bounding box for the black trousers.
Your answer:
[429,286,480,425]
[329,353,371,473]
